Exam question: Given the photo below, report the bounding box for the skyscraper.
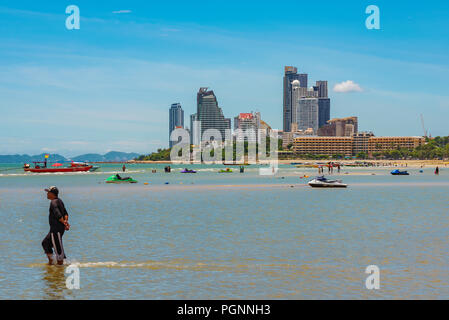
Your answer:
[195,87,231,142]
[190,113,199,145]
[297,98,319,133]
[315,81,328,98]
[169,103,184,148]
[283,66,308,132]
[318,98,330,128]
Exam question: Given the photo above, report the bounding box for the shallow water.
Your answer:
[0,163,448,299]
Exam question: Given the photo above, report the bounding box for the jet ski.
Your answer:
[308,176,347,188]
[391,169,409,175]
[106,174,138,183]
[181,169,197,173]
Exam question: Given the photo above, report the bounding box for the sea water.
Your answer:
[0,163,448,299]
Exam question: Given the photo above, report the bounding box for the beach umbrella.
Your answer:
[52,163,63,167]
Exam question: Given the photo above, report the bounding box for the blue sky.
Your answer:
[0,0,448,156]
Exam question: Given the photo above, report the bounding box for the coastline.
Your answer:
[128,159,449,168]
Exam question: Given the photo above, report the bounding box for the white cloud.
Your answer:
[333,80,363,93]
[112,10,132,14]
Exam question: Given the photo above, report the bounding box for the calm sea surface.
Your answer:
[0,163,448,299]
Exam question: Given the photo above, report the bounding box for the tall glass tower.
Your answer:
[283,66,308,132]
[169,103,184,148]
[318,98,330,128]
[195,88,231,142]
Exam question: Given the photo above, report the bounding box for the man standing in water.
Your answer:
[42,186,70,265]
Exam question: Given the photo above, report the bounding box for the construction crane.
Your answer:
[420,114,428,138]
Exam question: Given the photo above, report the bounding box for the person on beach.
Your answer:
[122,164,126,172]
[435,166,439,175]
[42,186,70,266]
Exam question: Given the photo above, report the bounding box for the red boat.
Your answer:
[24,160,94,173]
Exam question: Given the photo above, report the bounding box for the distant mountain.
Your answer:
[0,151,139,163]
[0,153,67,164]
[70,153,105,162]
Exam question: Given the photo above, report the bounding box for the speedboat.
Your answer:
[181,169,197,173]
[308,176,347,188]
[391,169,409,175]
[105,174,138,184]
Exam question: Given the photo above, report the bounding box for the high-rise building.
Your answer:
[315,81,328,98]
[318,117,358,137]
[318,98,330,128]
[169,103,184,148]
[234,112,261,143]
[283,66,308,132]
[297,98,319,133]
[195,87,231,142]
[190,113,200,146]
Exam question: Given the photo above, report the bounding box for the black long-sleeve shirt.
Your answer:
[49,198,69,233]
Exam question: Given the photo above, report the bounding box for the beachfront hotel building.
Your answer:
[367,136,426,156]
[352,132,375,155]
[291,135,426,158]
[293,136,354,157]
[169,103,184,148]
[282,123,314,149]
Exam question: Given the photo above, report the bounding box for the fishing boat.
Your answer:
[105,174,138,184]
[24,160,93,173]
[308,176,348,188]
[391,169,409,175]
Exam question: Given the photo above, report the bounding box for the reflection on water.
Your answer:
[41,265,72,300]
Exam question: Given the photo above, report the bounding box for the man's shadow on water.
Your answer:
[42,265,74,300]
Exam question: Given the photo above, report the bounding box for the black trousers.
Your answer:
[42,231,66,260]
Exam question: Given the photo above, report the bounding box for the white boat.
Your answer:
[308,176,348,188]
